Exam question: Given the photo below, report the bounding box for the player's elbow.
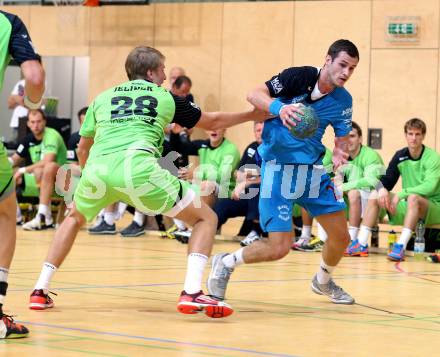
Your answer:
[77,148,87,162]
[25,65,45,89]
[246,90,257,106]
[210,115,224,130]
[197,113,222,131]
[7,97,16,109]
[247,85,267,106]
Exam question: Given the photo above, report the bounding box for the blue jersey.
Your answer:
[258,66,353,165]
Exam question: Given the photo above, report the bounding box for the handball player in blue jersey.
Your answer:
[208,40,359,305]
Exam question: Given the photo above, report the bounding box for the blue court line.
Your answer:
[7,272,428,293]
[8,282,181,292]
[17,321,299,357]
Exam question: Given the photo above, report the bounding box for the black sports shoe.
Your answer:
[88,221,117,235]
[120,221,145,237]
[0,314,29,339]
[22,214,54,231]
[174,229,191,244]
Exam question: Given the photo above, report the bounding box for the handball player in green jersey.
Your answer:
[30,46,265,318]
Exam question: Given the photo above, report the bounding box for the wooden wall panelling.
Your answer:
[369,49,438,164]
[5,6,31,28]
[89,5,155,47]
[220,1,295,153]
[154,3,223,113]
[88,46,134,100]
[371,0,439,49]
[29,5,90,56]
[153,3,224,141]
[294,0,372,149]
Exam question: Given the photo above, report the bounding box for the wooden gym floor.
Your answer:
[1,218,439,356]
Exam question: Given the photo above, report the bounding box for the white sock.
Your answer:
[0,268,8,305]
[348,226,360,241]
[34,262,57,293]
[222,248,245,269]
[38,204,50,217]
[37,204,53,225]
[301,225,312,239]
[183,253,208,294]
[118,202,128,217]
[317,223,328,242]
[104,212,115,225]
[358,225,371,246]
[16,202,22,221]
[397,228,413,248]
[174,218,186,231]
[0,268,8,283]
[317,259,335,284]
[133,211,144,226]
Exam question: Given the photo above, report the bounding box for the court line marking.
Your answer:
[354,302,414,318]
[2,339,129,357]
[5,334,243,357]
[8,270,436,293]
[14,321,299,357]
[394,262,440,284]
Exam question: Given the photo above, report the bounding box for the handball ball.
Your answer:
[289,105,319,139]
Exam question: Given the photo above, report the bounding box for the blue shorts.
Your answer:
[259,160,346,232]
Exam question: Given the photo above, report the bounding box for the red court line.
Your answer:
[394,262,440,284]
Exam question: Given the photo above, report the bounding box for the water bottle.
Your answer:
[387,230,397,253]
[370,225,379,248]
[414,219,425,261]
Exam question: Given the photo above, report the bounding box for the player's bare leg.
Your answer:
[175,199,233,318]
[207,231,292,300]
[29,205,86,310]
[0,191,29,338]
[311,210,354,304]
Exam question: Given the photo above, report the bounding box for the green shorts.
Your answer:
[388,198,440,226]
[292,204,302,218]
[21,173,40,197]
[74,151,194,222]
[0,147,14,201]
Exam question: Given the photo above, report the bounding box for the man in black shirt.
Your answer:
[66,107,88,163]
[213,122,264,246]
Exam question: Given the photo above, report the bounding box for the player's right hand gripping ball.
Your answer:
[289,105,320,139]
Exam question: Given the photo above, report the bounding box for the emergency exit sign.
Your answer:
[386,16,420,42]
[388,23,417,35]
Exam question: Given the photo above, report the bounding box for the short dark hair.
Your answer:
[404,118,426,135]
[77,106,88,119]
[328,39,359,60]
[125,46,165,81]
[351,121,362,137]
[174,75,192,89]
[28,108,46,120]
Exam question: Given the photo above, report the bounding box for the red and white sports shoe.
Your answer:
[177,290,233,318]
[0,314,29,339]
[29,289,56,310]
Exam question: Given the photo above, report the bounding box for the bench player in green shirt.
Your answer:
[10,109,67,229]
[0,9,45,338]
[295,124,383,255]
[341,121,384,256]
[29,46,265,318]
[292,147,333,252]
[171,128,240,241]
[357,118,440,261]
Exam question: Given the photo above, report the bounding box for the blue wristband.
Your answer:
[269,99,284,116]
